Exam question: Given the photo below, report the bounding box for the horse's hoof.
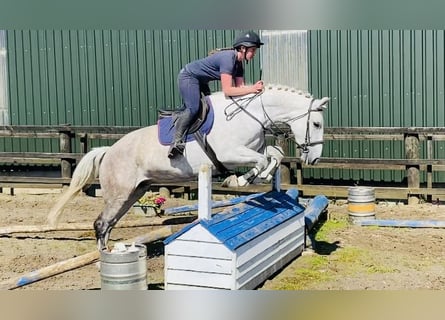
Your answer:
[221,175,238,187]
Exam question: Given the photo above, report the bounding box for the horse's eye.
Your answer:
[313,122,321,129]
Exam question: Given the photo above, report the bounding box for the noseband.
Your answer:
[286,99,325,153]
[226,95,324,153]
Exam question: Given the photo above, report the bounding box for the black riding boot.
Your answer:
[168,109,192,159]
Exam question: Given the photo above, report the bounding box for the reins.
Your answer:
[226,91,285,137]
[226,92,324,153]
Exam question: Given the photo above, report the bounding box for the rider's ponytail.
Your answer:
[208,47,234,55]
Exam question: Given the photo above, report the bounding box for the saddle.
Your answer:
[157,95,229,174]
[157,95,213,145]
[158,94,210,135]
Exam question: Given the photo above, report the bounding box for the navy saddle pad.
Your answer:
[157,98,215,146]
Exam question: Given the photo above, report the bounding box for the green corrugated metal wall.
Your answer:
[4,29,445,184]
[4,30,261,152]
[7,30,263,126]
[307,30,445,183]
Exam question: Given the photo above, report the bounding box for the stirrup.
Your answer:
[168,144,185,159]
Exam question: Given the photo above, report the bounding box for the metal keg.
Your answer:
[348,187,376,219]
[100,243,147,290]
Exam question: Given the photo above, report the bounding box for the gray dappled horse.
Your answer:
[47,85,329,250]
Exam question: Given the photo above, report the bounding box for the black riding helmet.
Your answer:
[233,30,264,49]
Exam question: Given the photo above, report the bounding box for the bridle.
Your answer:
[225,93,324,154]
[284,99,325,153]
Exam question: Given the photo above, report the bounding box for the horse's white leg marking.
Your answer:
[257,145,284,181]
[219,146,268,187]
[234,145,284,186]
[237,167,260,186]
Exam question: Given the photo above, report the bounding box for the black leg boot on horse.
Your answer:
[168,108,194,158]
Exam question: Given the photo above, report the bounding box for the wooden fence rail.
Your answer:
[1,125,445,202]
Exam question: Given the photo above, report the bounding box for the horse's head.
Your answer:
[261,87,329,165]
[290,96,329,165]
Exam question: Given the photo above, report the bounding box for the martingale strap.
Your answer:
[193,131,230,175]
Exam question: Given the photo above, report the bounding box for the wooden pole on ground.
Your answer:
[0,217,172,235]
[0,226,173,290]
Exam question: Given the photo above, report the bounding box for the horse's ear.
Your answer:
[315,97,330,110]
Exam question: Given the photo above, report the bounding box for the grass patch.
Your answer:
[313,219,349,242]
[334,246,362,263]
[264,216,401,289]
[276,267,331,290]
[332,247,397,275]
[271,254,332,290]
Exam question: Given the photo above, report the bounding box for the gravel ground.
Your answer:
[1,189,445,290]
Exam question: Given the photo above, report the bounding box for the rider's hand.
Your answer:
[253,80,264,93]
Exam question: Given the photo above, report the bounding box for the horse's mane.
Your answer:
[211,83,313,99]
[263,84,313,98]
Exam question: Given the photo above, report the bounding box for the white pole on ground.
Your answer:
[198,164,212,220]
[0,226,173,290]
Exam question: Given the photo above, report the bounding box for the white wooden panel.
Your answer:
[165,283,225,290]
[238,244,304,290]
[235,215,305,266]
[176,225,220,243]
[165,269,233,289]
[166,255,232,274]
[237,231,304,274]
[236,240,304,289]
[165,240,232,260]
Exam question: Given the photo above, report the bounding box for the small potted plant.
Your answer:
[133,192,167,216]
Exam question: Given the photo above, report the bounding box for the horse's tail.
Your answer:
[47,146,109,226]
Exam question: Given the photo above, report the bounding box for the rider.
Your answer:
[168,30,265,159]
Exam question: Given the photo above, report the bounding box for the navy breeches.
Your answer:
[178,69,204,116]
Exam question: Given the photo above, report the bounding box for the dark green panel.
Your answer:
[308,30,445,184]
[5,29,261,152]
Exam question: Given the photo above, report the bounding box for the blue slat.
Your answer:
[163,189,306,250]
[203,192,300,233]
[204,190,283,225]
[209,205,289,242]
[224,208,305,250]
[202,191,304,249]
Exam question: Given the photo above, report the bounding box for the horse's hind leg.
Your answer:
[94,184,148,250]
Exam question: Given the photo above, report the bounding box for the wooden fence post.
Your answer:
[426,135,433,202]
[59,129,72,179]
[79,133,88,153]
[276,134,290,184]
[405,133,420,205]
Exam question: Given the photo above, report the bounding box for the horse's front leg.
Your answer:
[219,147,269,187]
[256,145,284,182]
[224,145,284,187]
[94,184,148,250]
